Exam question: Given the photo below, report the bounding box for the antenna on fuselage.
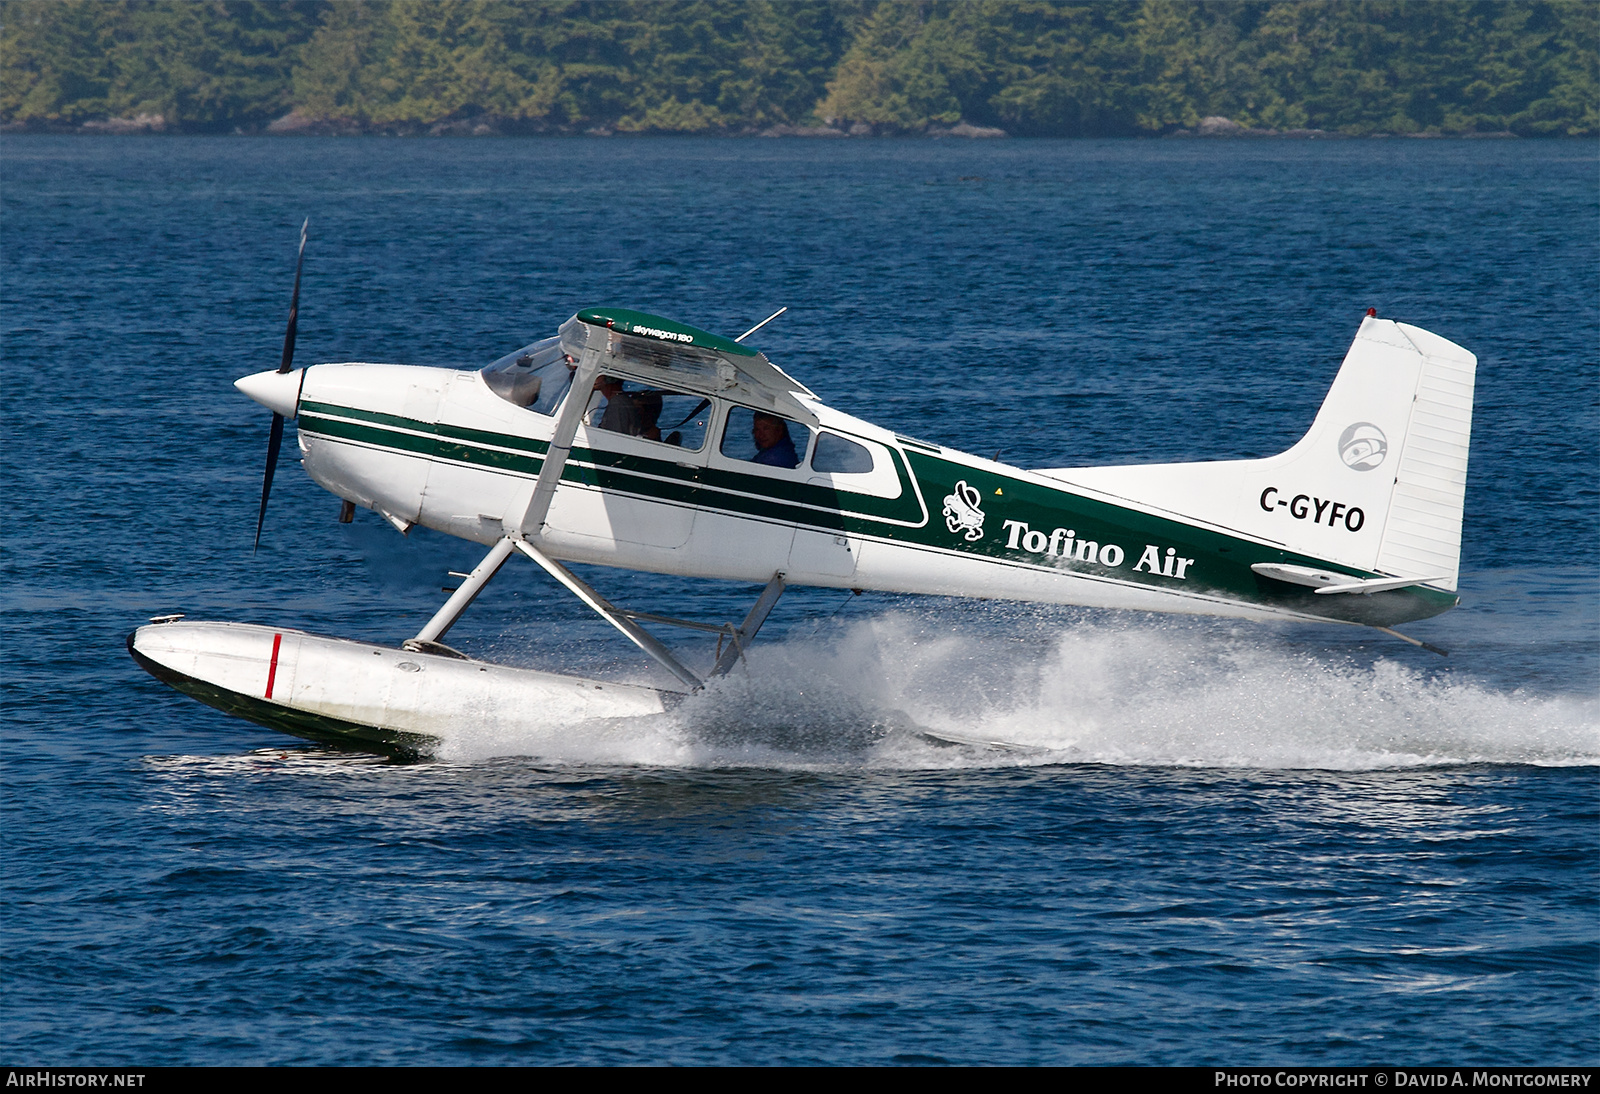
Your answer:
[735,306,787,343]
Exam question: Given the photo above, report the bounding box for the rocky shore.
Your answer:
[4,111,1016,138]
[2,112,1524,140]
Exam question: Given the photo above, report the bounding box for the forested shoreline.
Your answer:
[3,1,1595,138]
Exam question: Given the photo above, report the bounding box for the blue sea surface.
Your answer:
[2,136,1596,1065]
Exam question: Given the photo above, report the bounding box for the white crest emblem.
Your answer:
[1338,422,1388,471]
[942,480,986,541]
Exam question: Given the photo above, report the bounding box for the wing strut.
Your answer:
[509,344,603,536]
[405,343,602,656]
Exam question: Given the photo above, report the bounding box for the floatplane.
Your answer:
[129,224,1476,756]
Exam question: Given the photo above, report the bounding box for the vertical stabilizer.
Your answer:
[1038,317,1476,589]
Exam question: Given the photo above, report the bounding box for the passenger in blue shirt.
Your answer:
[750,412,799,468]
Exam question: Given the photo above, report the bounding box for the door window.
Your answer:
[720,407,813,470]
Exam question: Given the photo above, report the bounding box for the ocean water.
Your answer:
[2,136,1595,1065]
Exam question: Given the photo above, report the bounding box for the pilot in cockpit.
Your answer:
[592,375,640,435]
[636,391,664,442]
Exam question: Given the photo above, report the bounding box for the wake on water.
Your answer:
[431,611,1599,770]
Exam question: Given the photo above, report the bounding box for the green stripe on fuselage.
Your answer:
[298,400,1455,627]
[894,450,1458,627]
[297,401,927,530]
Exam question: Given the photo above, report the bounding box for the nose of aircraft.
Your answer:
[235,368,303,418]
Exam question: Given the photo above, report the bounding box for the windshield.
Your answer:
[480,336,573,415]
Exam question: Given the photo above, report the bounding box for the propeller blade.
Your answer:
[278,218,308,373]
[256,219,308,551]
[254,412,284,553]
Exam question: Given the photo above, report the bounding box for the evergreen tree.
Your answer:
[1,0,1593,136]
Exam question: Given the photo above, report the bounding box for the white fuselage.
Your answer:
[293,363,1341,624]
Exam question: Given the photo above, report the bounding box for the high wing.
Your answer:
[562,307,819,425]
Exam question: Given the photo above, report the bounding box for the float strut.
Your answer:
[512,538,705,691]
[408,536,519,648]
[710,572,785,678]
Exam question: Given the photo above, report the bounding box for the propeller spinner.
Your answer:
[239,219,308,553]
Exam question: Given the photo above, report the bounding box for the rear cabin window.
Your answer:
[720,407,813,470]
[812,432,875,474]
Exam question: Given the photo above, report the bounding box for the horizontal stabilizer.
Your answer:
[1314,574,1451,596]
[1251,563,1449,596]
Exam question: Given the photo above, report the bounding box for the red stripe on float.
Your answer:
[265,632,282,698]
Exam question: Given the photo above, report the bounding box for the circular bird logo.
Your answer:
[1338,422,1388,471]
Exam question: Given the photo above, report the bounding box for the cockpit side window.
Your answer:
[480,337,574,416]
[720,407,814,470]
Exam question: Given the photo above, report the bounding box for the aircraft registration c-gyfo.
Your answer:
[129,225,1477,756]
